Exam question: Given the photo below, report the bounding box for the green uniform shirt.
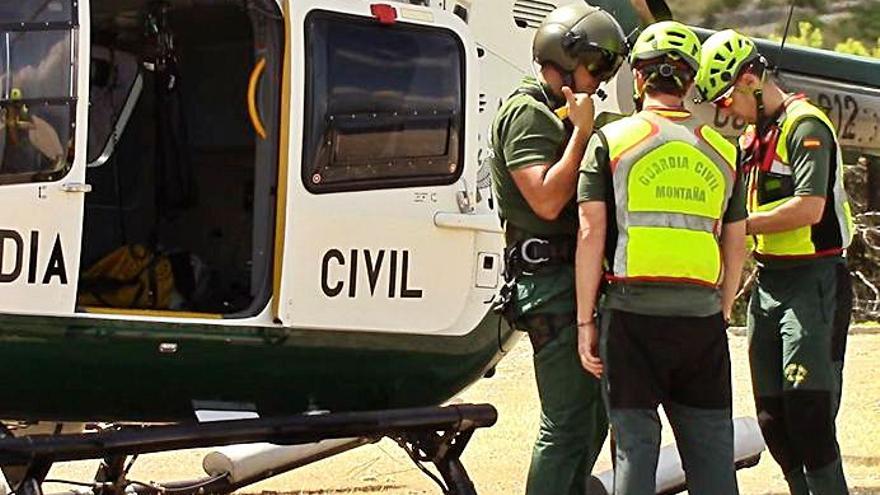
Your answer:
[490,77,577,238]
[576,127,748,317]
[756,117,843,270]
[789,117,834,196]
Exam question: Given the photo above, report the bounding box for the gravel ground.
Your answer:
[45,334,880,495]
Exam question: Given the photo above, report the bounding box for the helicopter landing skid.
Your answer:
[0,404,498,495]
[395,424,479,495]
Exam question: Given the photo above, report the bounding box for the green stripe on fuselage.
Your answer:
[0,312,514,422]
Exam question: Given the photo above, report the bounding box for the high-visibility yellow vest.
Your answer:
[744,97,853,260]
[602,109,738,287]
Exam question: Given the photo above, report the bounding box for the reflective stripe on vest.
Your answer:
[747,98,854,259]
[603,110,737,287]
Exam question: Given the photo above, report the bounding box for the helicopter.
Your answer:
[0,0,878,494]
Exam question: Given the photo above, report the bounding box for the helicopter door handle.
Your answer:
[60,182,92,193]
[247,58,268,140]
[434,212,503,234]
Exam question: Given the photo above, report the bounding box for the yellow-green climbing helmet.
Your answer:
[629,21,701,72]
[696,29,759,102]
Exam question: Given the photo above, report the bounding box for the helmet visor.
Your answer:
[578,48,624,82]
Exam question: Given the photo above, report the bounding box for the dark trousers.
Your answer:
[513,266,608,495]
[525,324,608,495]
[600,310,738,495]
[748,262,852,495]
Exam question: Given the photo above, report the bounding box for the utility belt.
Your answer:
[493,229,578,352]
[502,232,577,279]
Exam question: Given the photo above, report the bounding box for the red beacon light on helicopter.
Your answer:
[370,4,397,25]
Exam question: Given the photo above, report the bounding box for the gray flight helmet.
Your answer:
[532,2,628,80]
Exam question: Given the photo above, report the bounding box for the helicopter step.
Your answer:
[0,404,497,495]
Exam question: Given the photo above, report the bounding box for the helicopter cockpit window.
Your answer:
[303,11,465,193]
[0,0,76,185]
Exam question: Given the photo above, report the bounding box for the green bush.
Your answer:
[768,20,880,59]
[768,21,824,48]
[834,37,880,58]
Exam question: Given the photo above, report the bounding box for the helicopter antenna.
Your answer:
[776,0,796,72]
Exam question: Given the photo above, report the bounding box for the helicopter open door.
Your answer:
[0,0,90,314]
[277,0,503,335]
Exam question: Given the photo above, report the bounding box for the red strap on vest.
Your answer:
[742,126,779,175]
[743,93,810,175]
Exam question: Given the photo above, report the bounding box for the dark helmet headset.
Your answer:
[532,3,629,83]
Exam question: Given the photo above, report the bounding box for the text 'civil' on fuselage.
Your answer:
[321,249,423,299]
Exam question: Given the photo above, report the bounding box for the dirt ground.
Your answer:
[46,334,880,495]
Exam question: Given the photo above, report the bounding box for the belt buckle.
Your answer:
[521,238,550,264]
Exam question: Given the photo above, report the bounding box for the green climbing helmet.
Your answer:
[532,3,628,81]
[696,29,760,103]
[629,21,702,72]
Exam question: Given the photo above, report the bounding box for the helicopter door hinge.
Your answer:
[60,182,93,193]
[456,190,474,213]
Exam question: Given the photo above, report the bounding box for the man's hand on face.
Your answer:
[561,85,595,132]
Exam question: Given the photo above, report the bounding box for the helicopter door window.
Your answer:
[303,11,465,193]
[0,0,77,185]
[0,1,73,24]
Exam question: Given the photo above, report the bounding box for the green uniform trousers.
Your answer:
[599,309,739,495]
[748,261,852,495]
[514,266,608,495]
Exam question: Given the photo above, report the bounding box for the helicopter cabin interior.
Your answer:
[81,0,284,317]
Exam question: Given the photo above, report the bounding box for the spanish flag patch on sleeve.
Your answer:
[803,137,823,149]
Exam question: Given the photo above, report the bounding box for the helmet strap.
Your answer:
[751,58,772,120]
[531,62,554,106]
[753,64,770,126]
[632,71,653,107]
[755,88,764,113]
[753,87,770,129]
